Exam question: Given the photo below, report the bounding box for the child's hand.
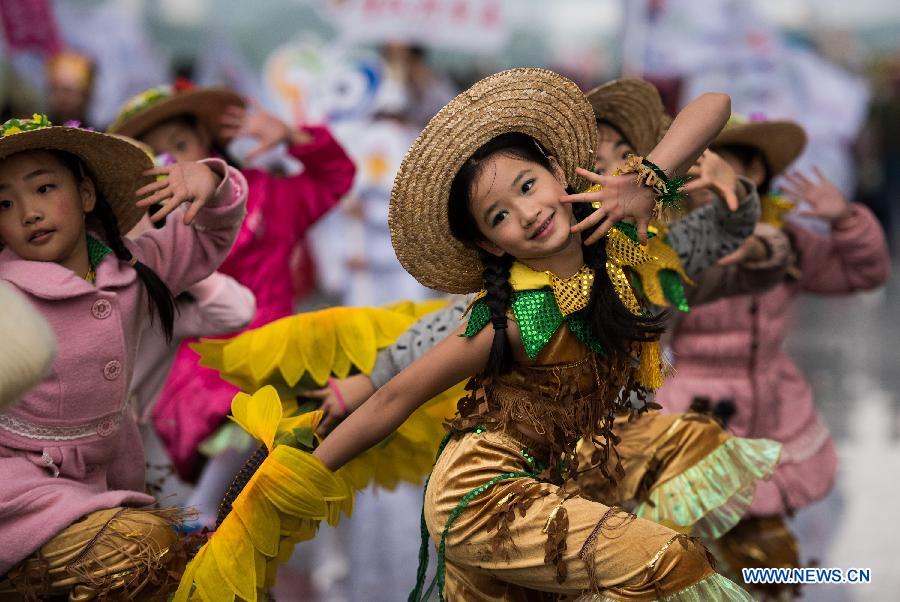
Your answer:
[717,235,770,266]
[219,102,313,164]
[682,150,740,211]
[136,162,222,226]
[560,167,657,245]
[302,374,376,436]
[781,167,852,223]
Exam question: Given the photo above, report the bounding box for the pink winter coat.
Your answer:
[0,164,247,574]
[657,204,890,516]
[153,126,356,478]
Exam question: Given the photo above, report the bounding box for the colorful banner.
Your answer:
[0,0,61,54]
[621,0,870,199]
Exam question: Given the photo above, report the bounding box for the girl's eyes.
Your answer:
[621,151,634,160]
[520,178,535,194]
[0,200,11,210]
[37,184,56,194]
[491,209,509,227]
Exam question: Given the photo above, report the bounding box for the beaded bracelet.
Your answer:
[615,154,690,208]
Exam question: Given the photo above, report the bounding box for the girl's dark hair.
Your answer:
[713,143,771,195]
[595,118,631,146]
[447,132,663,376]
[52,151,177,342]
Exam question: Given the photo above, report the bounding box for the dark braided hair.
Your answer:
[447,133,663,375]
[52,151,177,342]
[478,251,515,375]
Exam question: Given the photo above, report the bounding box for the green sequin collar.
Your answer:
[463,289,603,359]
[87,235,112,268]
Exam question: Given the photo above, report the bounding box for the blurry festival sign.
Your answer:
[622,0,870,201]
[318,0,507,52]
[0,0,61,54]
[263,41,384,127]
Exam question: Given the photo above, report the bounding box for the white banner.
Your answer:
[321,0,508,53]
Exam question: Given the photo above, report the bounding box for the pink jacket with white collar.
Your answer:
[657,204,890,516]
[0,162,247,574]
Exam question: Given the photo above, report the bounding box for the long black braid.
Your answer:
[91,196,177,342]
[53,151,177,342]
[478,251,515,375]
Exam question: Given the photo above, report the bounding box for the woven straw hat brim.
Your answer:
[0,127,154,234]
[389,68,597,294]
[108,88,245,142]
[585,79,666,156]
[712,121,807,178]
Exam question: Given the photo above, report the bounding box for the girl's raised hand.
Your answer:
[781,167,852,223]
[560,167,657,246]
[301,374,377,436]
[682,150,740,211]
[136,162,222,226]
[219,102,313,164]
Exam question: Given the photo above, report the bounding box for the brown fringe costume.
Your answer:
[423,324,746,600]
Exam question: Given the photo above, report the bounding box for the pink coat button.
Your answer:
[91,299,112,320]
[96,418,116,438]
[103,360,122,381]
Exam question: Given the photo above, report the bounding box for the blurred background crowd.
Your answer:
[2,1,898,600]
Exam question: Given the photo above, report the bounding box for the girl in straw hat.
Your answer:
[655,115,890,595]
[311,77,771,432]
[108,84,355,493]
[172,69,782,601]
[0,114,248,599]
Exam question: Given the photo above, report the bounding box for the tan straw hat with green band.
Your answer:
[389,67,597,294]
[712,116,807,178]
[108,85,245,142]
[0,115,154,234]
[585,78,668,157]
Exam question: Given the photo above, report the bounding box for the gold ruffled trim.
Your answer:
[577,572,755,601]
[634,437,782,539]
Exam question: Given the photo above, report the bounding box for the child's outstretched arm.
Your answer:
[782,168,890,293]
[128,159,248,295]
[650,93,732,178]
[310,295,473,433]
[563,93,731,243]
[221,103,355,230]
[668,150,762,277]
[313,321,493,472]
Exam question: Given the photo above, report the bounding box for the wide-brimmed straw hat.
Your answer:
[0,115,154,234]
[584,79,668,157]
[712,115,807,178]
[108,84,244,141]
[389,68,597,294]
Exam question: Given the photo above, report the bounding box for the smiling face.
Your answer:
[466,153,579,261]
[0,150,95,273]
[139,117,211,163]
[592,122,636,176]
